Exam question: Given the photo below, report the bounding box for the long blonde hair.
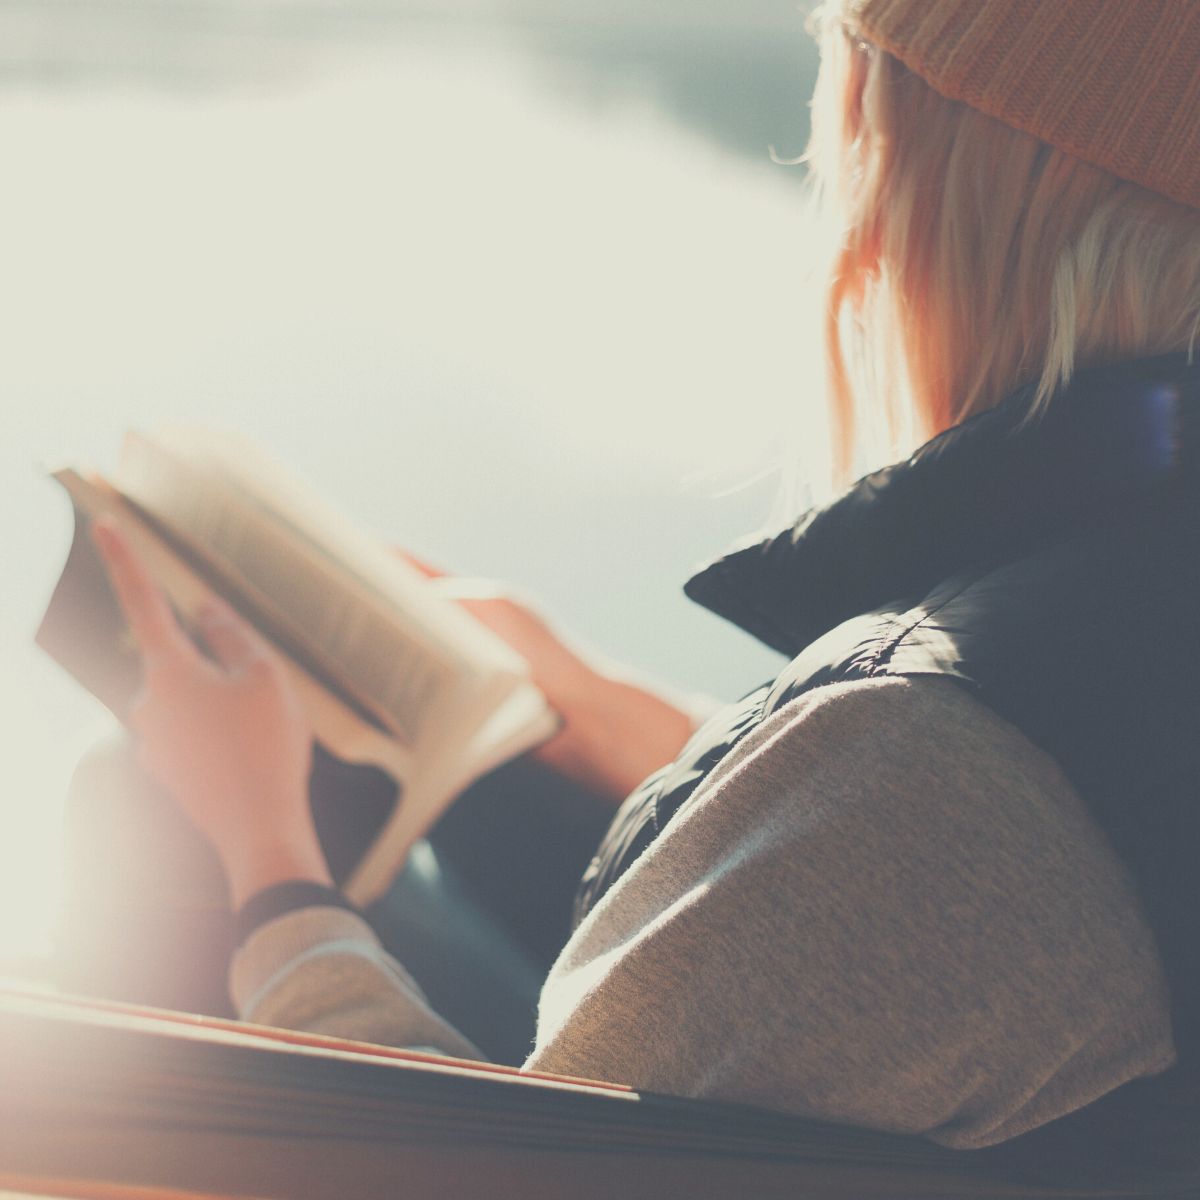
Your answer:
[807,5,1200,480]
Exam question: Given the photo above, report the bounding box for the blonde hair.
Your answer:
[807,6,1200,481]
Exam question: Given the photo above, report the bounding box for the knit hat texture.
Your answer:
[847,0,1200,211]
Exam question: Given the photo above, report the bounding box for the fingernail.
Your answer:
[198,598,233,624]
[91,519,116,554]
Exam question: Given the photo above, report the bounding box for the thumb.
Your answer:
[196,599,267,671]
[392,547,448,580]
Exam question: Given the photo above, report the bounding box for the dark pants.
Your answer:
[55,731,613,1064]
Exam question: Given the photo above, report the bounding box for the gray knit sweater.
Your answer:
[230,677,1175,1149]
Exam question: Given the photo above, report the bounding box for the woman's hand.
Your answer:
[402,554,698,804]
[93,518,332,907]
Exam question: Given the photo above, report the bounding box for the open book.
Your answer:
[4,987,1194,1199]
[36,428,557,905]
[1,987,1072,1200]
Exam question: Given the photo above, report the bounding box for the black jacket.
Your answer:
[577,354,1200,1175]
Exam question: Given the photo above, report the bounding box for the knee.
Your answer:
[67,728,158,820]
[63,727,227,909]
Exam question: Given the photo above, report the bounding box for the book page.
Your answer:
[0,987,985,1200]
[0,990,633,1095]
[343,682,558,904]
[39,471,414,782]
[115,435,484,748]
[138,427,533,677]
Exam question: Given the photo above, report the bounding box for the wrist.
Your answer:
[538,664,695,804]
[222,832,333,910]
[233,879,360,947]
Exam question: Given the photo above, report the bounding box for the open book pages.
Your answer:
[0,989,630,1094]
[116,427,538,752]
[37,429,558,904]
[0,987,1006,1200]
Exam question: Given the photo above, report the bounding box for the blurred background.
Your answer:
[0,0,825,964]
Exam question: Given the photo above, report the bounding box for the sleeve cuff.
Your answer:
[234,880,362,948]
[230,905,394,1017]
[228,905,485,1060]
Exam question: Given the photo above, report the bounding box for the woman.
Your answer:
[90,0,1200,1156]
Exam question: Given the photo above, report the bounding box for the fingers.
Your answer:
[429,577,509,601]
[92,517,194,667]
[195,599,271,672]
[392,548,446,580]
[432,578,544,619]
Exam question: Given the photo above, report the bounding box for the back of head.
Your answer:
[808,0,1200,477]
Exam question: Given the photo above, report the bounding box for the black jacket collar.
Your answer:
[686,354,1200,656]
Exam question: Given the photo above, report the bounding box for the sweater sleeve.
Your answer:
[230,905,483,1059]
[229,676,1175,1148]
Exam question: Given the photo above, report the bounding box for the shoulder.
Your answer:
[534,676,1174,1147]
[670,675,1115,865]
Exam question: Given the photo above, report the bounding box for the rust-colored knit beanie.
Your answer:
[845,0,1200,211]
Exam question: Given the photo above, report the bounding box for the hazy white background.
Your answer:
[0,0,825,962]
